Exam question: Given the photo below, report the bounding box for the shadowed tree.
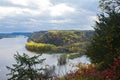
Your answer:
[86,0,120,70]
[6,52,46,80]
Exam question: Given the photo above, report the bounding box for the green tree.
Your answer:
[86,0,120,70]
[6,53,45,80]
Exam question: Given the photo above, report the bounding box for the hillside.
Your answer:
[0,32,32,39]
[26,30,94,53]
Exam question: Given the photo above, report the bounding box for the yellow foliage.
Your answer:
[26,41,46,47]
[26,41,57,53]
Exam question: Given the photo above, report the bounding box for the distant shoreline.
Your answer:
[0,32,31,39]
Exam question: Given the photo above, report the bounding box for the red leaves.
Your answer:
[101,69,116,79]
[101,56,120,80]
[55,56,120,80]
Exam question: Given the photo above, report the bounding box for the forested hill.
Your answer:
[28,30,94,45]
[26,30,94,53]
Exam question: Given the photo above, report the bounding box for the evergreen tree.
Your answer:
[86,0,120,70]
[6,53,45,80]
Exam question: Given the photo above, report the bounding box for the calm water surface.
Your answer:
[0,36,90,80]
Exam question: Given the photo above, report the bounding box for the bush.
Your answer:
[56,63,100,80]
[101,56,120,80]
[56,56,120,80]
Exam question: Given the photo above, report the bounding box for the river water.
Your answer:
[0,36,90,80]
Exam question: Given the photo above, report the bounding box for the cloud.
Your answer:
[0,0,99,32]
[49,4,75,17]
[89,16,99,22]
[8,0,29,6]
[0,0,75,19]
[0,7,20,19]
[8,0,52,8]
[50,19,72,23]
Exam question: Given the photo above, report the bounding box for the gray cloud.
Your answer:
[0,0,99,32]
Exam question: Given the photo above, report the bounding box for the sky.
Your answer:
[0,0,99,33]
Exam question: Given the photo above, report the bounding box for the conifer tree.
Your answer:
[86,0,120,69]
[6,53,45,80]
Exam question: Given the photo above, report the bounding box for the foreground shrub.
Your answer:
[101,56,120,80]
[56,63,100,80]
[56,56,120,80]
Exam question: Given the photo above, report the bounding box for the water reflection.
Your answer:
[0,36,90,80]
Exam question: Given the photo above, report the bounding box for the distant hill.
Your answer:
[0,32,32,39]
[28,31,47,42]
[28,30,94,43]
[26,30,94,53]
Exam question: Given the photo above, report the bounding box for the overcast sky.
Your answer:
[0,0,99,32]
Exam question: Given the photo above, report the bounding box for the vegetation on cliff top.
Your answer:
[26,30,94,53]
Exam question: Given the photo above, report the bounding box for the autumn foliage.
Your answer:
[56,56,120,80]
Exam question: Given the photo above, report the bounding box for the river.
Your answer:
[0,36,90,80]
